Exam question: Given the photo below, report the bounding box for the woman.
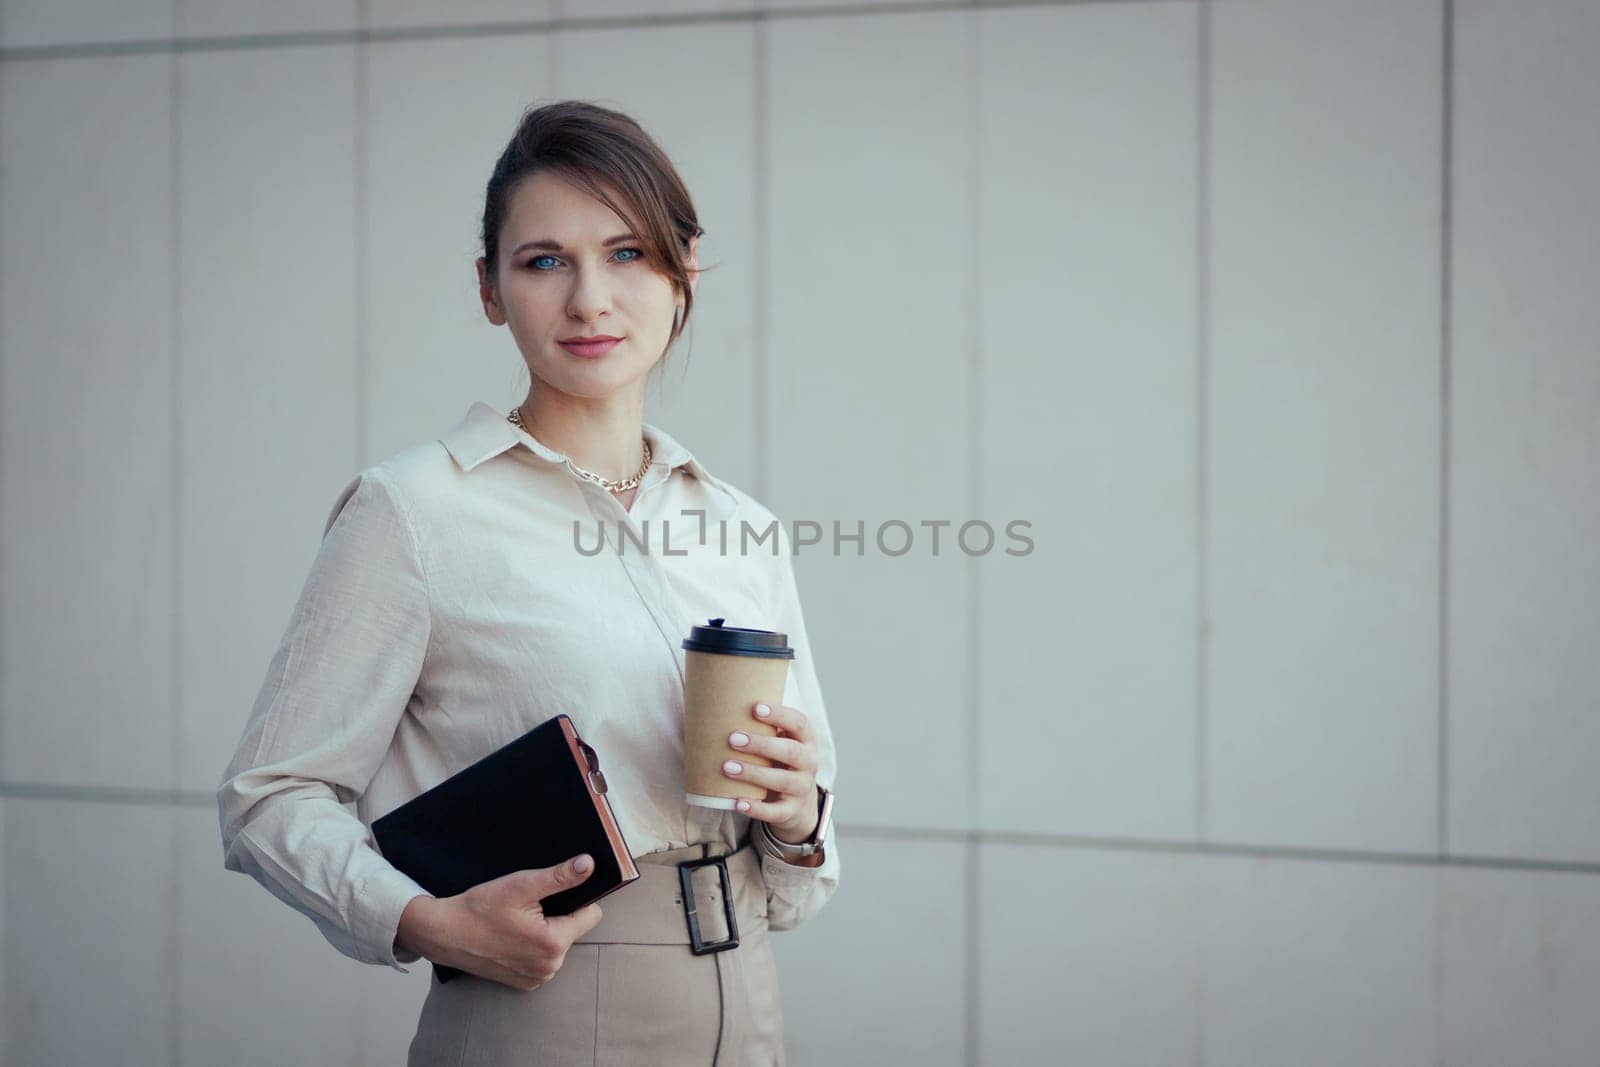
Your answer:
[217,100,839,1065]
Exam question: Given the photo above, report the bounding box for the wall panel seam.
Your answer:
[1436,0,1454,861]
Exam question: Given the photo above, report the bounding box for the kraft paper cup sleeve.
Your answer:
[682,648,791,807]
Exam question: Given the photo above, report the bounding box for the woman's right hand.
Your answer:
[399,854,605,991]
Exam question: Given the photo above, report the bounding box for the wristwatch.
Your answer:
[755,785,833,861]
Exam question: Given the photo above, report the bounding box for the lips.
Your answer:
[558,336,622,358]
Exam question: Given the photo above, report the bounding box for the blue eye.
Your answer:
[524,248,646,271]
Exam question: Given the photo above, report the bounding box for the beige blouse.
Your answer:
[216,401,840,972]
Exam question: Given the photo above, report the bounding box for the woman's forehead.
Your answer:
[504,171,636,240]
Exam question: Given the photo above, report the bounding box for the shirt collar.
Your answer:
[438,401,739,506]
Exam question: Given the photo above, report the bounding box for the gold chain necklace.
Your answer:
[507,404,652,493]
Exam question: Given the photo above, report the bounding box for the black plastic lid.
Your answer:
[681,617,794,659]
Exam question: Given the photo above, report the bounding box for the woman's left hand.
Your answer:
[723,701,819,844]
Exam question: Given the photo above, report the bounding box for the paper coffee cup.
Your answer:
[681,617,794,809]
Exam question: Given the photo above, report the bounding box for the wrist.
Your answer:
[770,809,820,846]
[395,893,444,961]
[758,820,826,867]
[753,785,833,867]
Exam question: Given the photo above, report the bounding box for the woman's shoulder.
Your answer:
[368,438,463,498]
[313,443,453,540]
[316,411,488,536]
[688,474,812,577]
[690,470,797,546]
[357,402,514,504]
[703,475,771,522]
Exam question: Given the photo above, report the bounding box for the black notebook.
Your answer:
[371,713,640,983]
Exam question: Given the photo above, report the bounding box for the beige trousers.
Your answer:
[406,840,786,1066]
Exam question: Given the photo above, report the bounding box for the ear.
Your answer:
[476,257,507,326]
[684,235,701,300]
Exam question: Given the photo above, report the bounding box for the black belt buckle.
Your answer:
[677,855,740,955]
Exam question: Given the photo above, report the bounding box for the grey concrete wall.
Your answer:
[2,1,1597,1064]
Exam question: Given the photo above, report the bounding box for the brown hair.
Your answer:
[480,100,708,347]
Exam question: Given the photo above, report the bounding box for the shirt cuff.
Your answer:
[758,841,835,891]
[355,864,431,973]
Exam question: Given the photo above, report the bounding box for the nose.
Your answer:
[566,264,612,325]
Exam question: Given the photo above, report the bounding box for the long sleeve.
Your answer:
[757,522,841,931]
[217,466,432,973]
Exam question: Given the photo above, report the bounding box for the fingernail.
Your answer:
[755,704,771,718]
[724,759,743,775]
[573,854,593,874]
[730,731,750,747]
[736,800,751,812]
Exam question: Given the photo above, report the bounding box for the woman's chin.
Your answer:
[539,365,654,402]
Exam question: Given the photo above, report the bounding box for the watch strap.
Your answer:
[755,786,832,859]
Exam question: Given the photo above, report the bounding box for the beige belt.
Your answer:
[574,836,761,951]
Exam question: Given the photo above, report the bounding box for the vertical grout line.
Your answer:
[966,4,982,854]
[1430,860,1447,1061]
[0,0,8,784]
[167,20,184,1067]
[752,14,769,504]
[168,13,184,824]
[169,811,183,1067]
[965,835,980,1067]
[965,13,982,1066]
[1436,0,1453,861]
[354,10,370,473]
[1193,5,1211,1066]
[1193,0,1211,849]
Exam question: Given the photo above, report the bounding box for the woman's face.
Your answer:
[476,170,697,403]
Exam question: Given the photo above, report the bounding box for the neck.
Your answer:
[518,385,647,482]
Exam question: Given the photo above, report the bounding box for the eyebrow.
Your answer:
[511,233,640,256]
